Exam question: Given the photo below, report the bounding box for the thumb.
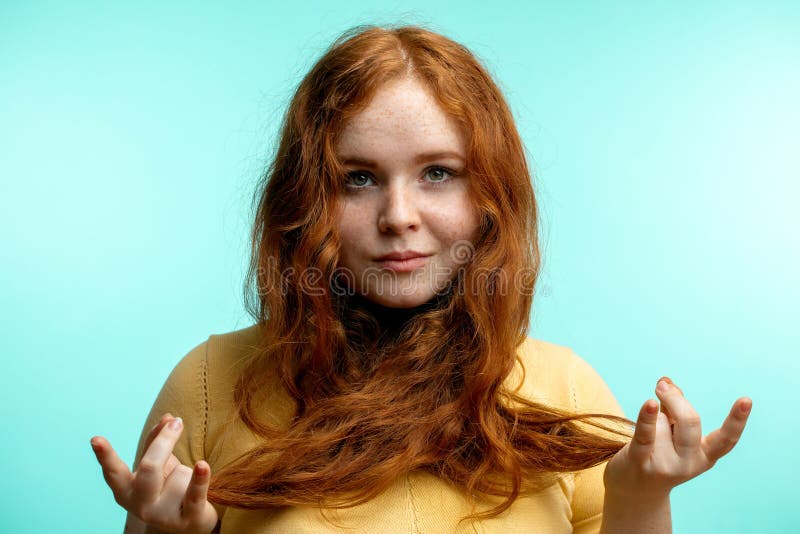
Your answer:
[628,399,660,464]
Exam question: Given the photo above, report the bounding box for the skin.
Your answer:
[600,378,752,533]
[90,75,752,533]
[90,381,752,533]
[91,414,218,533]
[334,76,480,308]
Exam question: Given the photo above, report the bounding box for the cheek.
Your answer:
[429,196,480,242]
[335,205,372,261]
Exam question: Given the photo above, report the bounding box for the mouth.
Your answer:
[373,252,432,273]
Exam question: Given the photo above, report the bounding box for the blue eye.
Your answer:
[345,172,373,188]
[343,167,457,189]
[425,166,454,184]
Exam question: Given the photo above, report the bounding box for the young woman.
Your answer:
[91,25,752,533]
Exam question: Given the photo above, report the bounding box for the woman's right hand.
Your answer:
[91,413,219,533]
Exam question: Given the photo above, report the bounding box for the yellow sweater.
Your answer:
[133,325,627,533]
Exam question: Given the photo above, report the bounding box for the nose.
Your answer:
[378,183,420,234]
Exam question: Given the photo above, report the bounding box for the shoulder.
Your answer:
[506,336,580,411]
[155,322,272,438]
[508,336,624,417]
[204,323,266,383]
[161,323,264,394]
[202,322,284,421]
[208,322,265,351]
[202,324,295,464]
[207,322,265,358]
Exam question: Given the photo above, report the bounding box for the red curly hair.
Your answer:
[206,24,633,520]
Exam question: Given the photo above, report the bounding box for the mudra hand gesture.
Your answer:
[604,376,752,501]
[90,413,219,533]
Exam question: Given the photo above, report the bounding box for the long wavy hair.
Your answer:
[207,24,633,520]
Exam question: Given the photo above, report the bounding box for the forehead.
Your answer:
[335,76,466,156]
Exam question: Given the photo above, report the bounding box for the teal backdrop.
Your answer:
[2,1,797,532]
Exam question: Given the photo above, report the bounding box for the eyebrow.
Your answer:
[339,151,465,168]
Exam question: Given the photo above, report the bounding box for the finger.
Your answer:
[702,397,752,463]
[164,454,181,480]
[90,436,134,504]
[656,376,683,424]
[628,399,660,463]
[142,413,174,453]
[655,378,702,455]
[133,416,184,502]
[181,461,212,523]
[142,414,181,479]
[651,410,676,461]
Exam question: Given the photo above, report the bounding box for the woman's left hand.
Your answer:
[603,377,752,500]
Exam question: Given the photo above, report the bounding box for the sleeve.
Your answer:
[567,350,630,534]
[125,337,220,534]
[131,337,210,475]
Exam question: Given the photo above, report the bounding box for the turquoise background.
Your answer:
[2,1,797,532]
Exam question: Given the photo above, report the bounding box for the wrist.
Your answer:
[604,483,672,503]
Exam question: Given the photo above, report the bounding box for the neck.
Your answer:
[350,294,440,334]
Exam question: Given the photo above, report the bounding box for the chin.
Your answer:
[361,290,438,309]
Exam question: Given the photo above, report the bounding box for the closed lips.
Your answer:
[375,251,431,261]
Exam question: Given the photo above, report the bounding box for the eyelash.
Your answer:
[344,166,457,189]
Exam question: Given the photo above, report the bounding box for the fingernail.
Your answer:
[195,461,208,476]
[168,417,183,430]
[90,438,101,451]
[657,379,670,392]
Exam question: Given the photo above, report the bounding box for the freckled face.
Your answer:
[334,76,480,308]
